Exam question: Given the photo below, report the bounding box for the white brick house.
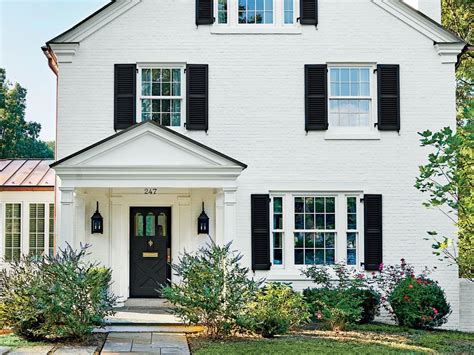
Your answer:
[40,0,466,327]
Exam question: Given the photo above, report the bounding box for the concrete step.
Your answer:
[124,298,171,308]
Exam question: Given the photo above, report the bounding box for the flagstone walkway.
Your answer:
[102,332,190,354]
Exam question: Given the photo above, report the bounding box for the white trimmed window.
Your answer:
[29,203,45,257]
[137,66,185,127]
[4,203,21,262]
[346,196,358,265]
[49,203,55,256]
[271,196,284,265]
[269,192,363,268]
[294,196,336,265]
[328,66,373,128]
[214,0,297,27]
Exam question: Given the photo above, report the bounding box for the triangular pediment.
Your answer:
[52,121,246,171]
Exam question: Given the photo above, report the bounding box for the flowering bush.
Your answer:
[388,276,451,329]
[238,283,310,337]
[302,263,380,325]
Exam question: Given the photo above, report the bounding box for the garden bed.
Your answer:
[188,323,474,354]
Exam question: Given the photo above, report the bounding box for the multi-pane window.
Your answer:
[4,203,21,262]
[272,197,283,265]
[238,0,273,24]
[329,67,371,127]
[294,197,336,265]
[29,204,45,257]
[346,197,358,265]
[140,67,183,127]
[49,204,54,256]
[218,0,228,23]
[283,0,294,24]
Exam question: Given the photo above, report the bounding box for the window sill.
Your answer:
[210,26,302,35]
[324,131,381,140]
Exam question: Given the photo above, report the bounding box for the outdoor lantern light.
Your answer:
[197,202,209,235]
[91,202,103,234]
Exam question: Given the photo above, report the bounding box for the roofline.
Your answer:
[50,121,248,169]
[46,1,116,45]
[0,187,55,192]
[398,0,465,44]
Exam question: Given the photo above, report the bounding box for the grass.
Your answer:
[189,323,474,354]
[0,333,47,349]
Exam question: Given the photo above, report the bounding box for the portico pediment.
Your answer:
[51,121,246,188]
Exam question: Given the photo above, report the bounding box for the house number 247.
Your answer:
[144,188,158,195]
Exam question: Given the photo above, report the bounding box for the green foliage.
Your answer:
[161,240,259,338]
[302,263,380,325]
[442,0,473,125]
[415,124,474,279]
[0,68,53,158]
[303,288,363,331]
[238,283,310,338]
[388,276,451,329]
[0,245,117,341]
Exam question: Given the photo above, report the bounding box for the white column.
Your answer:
[222,188,237,245]
[58,187,75,250]
[74,191,86,250]
[215,191,224,245]
[110,195,125,302]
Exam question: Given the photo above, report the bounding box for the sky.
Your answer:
[0,0,109,141]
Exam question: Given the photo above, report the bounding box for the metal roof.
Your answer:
[0,159,55,190]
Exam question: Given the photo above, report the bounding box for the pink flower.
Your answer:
[379,263,384,271]
[404,296,410,301]
[408,284,413,289]
[417,278,422,284]
[371,272,376,276]
[422,316,426,321]
[432,308,438,315]
[357,273,365,279]
[424,280,428,285]
[429,316,433,321]
[381,296,386,302]
[316,312,322,320]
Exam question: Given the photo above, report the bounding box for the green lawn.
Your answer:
[0,333,46,348]
[189,324,474,354]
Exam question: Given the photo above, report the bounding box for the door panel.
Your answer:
[130,207,171,297]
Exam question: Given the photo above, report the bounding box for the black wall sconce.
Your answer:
[91,202,103,234]
[197,202,209,235]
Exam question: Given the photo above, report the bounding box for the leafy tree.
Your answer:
[0,68,54,159]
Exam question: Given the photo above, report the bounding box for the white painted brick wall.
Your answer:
[53,0,460,328]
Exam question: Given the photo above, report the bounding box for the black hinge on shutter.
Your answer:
[251,194,271,271]
[364,194,383,271]
[305,64,328,131]
[196,0,214,25]
[299,0,318,26]
[114,64,136,130]
[186,64,209,131]
[377,64,400,131]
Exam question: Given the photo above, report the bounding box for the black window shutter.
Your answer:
[196,0,214,25]
[364,194,383,271]
[251,194,271,271]
[300,0,318,25]
[305,64,328,131]
[114,64,136,130]
[186,64,209,131]
[377,64,400,131]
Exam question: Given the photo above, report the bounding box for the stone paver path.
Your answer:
[102,332,189,354]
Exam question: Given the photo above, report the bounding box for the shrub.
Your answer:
[238,283,310,338]
[388,276,451,329]
[302,263,380,325]
[161,240,259,338]
[0,245,117,340]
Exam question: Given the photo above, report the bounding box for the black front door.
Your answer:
[130,207,171,297]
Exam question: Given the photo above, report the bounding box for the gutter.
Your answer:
[41,45,59,76]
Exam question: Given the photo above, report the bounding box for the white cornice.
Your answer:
[434,42,466,64]
[48,43,79,63]
[50,0,141,44]
[372,0,462,44]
